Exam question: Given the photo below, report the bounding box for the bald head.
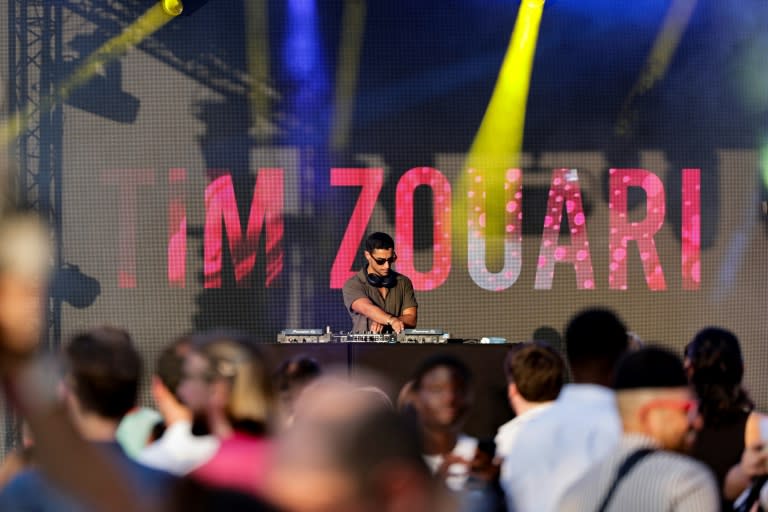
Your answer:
[266,373,442,512]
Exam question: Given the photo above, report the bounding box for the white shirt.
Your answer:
[497,384,621,512]
[494,401,554,512]
[423,434,478,492]
[137,420,219,475]
[494,401,554,461]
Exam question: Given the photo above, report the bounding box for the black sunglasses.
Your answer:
[371,254,397,265]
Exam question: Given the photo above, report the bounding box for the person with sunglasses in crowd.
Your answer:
[342,232,417,334]
[558,346,719,512]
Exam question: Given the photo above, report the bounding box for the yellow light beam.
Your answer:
[0,2,176,148]
[616,0,698,136]
[331,0,367,151]
[457,0,546,260]
[244,0,274,142]
[465,0,545,173]
[760,141,768,190]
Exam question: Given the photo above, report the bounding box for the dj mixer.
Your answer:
[277,328,450,344]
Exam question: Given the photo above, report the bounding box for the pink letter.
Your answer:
[534,169,595,290]
[467,168,522,291]
[204,169,284,288]
[394,167,452,291]
[681,169,700,290]
[101,169,156,288]
[329,168,384,289]
[608,169,667,290]
[168,168,186,287]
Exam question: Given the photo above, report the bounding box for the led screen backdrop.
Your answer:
[2,0,767,404]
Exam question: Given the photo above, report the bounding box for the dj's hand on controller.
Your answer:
[386,316,405,334]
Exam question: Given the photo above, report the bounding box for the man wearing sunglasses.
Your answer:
[342,232,417,334]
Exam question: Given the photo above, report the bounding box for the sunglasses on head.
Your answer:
[371,254,397,265]
[640,398,698,416]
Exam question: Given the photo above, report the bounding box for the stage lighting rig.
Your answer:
[161,0,209,17]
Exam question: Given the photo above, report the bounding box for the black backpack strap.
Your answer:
[734,475,768,512]
[595,448,656,512]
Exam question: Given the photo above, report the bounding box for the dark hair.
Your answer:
[156,335,192,399]
[169,478,281,512]
[685,327,753,425]
[365,232,395,253]
[565,308,628,377]
[274,355,322,393]
[504,341,565,402]
[532,326,564,355]
[65,326,141,420]
[337,408,430,496]
[613,346,688,390]
[149,419,167,444]
[411,354,472,391]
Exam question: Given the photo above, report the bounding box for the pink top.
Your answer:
[190,431,273,497]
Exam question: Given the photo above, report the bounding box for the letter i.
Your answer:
[681,169,700,290]
[168,168,187,287]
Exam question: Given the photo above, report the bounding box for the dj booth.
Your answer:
[261,330,516,440]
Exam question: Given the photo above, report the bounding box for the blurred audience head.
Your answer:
[614,346,696,453]
[504,341,565,413]
[64,326,141,422]
[267,372,448,512]
[178,331,273,436]
[0,213,51,366]
[531,325,564,356]
[565,308,628,385]
[684,326,752,426]
[273,355,322,428]
[150,335,194,428]
[156,335,193,399]
[411,354,473,433]
[355,385,394,411]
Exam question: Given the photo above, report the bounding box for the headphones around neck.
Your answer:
[365,266,398,288]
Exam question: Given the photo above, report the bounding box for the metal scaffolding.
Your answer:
[5,0,63,453]
[3,0,262,454]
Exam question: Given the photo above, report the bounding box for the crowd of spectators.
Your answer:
[0,215,766,511]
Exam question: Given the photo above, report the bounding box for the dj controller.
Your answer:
[277,328,451,344]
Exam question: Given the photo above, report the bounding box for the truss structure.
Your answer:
[4,0,258,453]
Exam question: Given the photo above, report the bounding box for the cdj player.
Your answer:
[277,328,450,344]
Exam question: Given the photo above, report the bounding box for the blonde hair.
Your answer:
[0,214,51,279]
[197,334,274,428]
